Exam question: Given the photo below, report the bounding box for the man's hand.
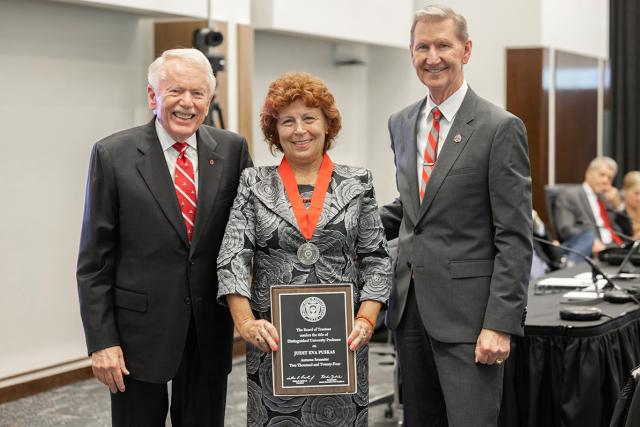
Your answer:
[474,328,510,365]
[91,345,129,393]
[602,186,622,209]
[592,239,607,256]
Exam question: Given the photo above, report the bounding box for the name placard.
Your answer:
[270,284,356,396]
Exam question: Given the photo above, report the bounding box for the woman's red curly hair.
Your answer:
[260,72,342,154]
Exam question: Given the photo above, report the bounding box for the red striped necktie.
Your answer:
[420,108,442,202]
[597,198,622,245]
[173,142,197,242]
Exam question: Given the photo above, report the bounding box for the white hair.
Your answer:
[411,4,469,46]
[147,48,216,96]
[587,156,618,175]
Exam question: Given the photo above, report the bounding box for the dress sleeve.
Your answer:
[356,170,393,304]
[217,169,256,305]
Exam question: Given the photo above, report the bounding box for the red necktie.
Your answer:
[173,142,197,242]
[420,108,442,202]
[597,198,622,245]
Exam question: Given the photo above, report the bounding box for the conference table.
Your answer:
[499,263,640,427]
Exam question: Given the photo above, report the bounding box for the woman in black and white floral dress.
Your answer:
[217,72,392,426]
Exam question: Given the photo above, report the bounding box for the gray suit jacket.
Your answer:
[554,184,619,242]
[380,88,532,343]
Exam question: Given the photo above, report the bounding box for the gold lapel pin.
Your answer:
[453,134,462,143]
[209,159,215,165]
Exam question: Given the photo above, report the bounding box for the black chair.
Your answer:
[368,324,399,419]
[368,238,401,420]
[544,183,582,240]
[610,365,640,427]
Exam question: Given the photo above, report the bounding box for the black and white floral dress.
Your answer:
[217,164,392,426]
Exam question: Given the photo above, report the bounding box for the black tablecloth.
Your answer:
[500,264,640,427]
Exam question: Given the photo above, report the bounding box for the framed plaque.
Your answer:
[271,284,356,396]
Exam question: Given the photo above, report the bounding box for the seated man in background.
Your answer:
[553,156,623,260]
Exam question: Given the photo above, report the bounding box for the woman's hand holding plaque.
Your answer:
[240,318,280,353]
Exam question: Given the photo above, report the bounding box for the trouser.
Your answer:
[394,282,504,427]
[111,318,228,427]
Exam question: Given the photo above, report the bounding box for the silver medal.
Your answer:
[297,242,320,265]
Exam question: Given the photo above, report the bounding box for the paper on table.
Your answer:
[574,272,600,281]
[562,291,600,300]
[561,276,608,300]
[536,277,590,288]
[537,272,607,289]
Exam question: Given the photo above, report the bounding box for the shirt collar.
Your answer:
[425,81,468,122]
[582,182,598,201]
[155,118,198,153]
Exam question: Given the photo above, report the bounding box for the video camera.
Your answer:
[192,28,226,76]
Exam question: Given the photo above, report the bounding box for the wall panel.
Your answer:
[554,51,599,183]
[507,48,549,221]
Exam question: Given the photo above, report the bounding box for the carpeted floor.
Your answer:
[0,343,401,426]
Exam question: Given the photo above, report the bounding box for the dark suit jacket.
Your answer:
[554,184,621,242]
[380,88,532,343]
[77,119,252,383]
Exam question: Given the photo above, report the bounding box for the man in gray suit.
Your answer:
[553,156,623,258]
[380,6,532,426]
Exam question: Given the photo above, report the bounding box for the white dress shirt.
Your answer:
[155,119,199,195]
[582,182,611,243]
[416,81,469,183]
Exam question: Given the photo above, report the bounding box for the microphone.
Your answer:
[534,237,638,323]
[533,236,639,304]
[608,241,640,280]
[595,226,640,277]
[533,236,617,297]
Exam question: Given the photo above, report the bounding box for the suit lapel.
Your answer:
[251,166,367,240]
[417,89,478,223]
[251,167,300,232]
[399,100,425,221]
[314,174,335,233]
[190,127,225,253]
[136,121,189,247]
[315,166,364,231]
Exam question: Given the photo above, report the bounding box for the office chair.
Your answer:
[368,317,399,419]
[610,365,640,427]
[544,183,582,240]
[368,238,401,420]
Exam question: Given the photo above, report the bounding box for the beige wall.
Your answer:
[0,0,154,380]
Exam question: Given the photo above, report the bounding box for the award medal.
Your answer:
[297,242,320,265]
[279,154,334,266]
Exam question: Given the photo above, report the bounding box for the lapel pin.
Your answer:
[209,159,215,166]
[453,134,462,143]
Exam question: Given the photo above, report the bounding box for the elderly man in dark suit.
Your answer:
[553,156,624,258]
[380,5,532,426]
[77,48,251,426]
